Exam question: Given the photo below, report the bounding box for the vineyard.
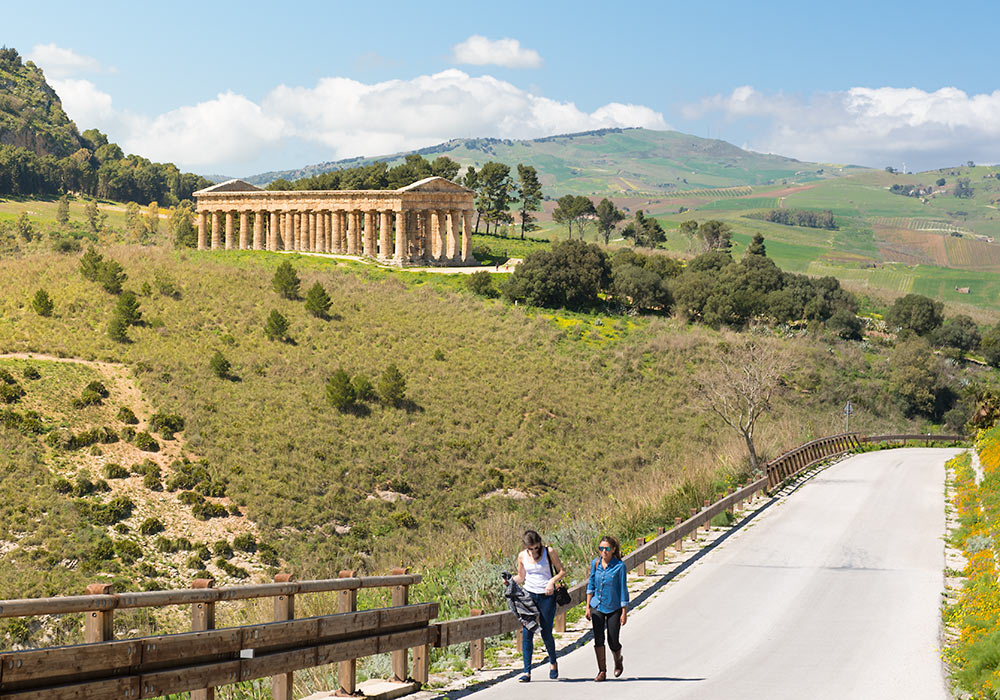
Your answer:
[873,217,974,234]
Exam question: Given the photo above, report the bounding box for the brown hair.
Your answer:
[599,535,621,560]
[522,530,542,549]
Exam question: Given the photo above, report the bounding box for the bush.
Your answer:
[94,478,111,493]
[264,309,290,341]
[258,543,279,566]
[186,555,205,570]
[326,369,356,411]
[217,558,249,579]
[378,364,406,407]
[305,281,332,319]
[139,517,165,535]
[352,374,375,402]
[228,503,242,516]
[192,502,228,520]
[107,312,129,343]
[209,351,231,379]
[132,459,160,477]
[197,480,227,498]
[155,536,178,553]
[103,462,129,479]
[149,412,184,439]
[97,259,127,294]
[132,431,160,452]
[195,544,212,561]
[22,366,40,380]
[115,291,142,326]
[117,406,138,424]
[92,537,115,561]
[143,473,163,491]
[465,270,496,297]
[503,240,611,310]
[114,539,142,564]
[0,382,25,404]
[232,533,257,553]
[72,389,104,408]
[178,490,205,505]
[31,289,54,317]
[213,539,234,559]
[52,476,72,494]
[73,473,95,497]
[272,261,300,299]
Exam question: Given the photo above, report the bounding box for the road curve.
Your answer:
[462,448,958,700]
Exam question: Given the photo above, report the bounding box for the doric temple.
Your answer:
[193,176,476,265]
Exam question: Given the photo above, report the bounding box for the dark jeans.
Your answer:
[522,591,557,672]
[590,607,623,652]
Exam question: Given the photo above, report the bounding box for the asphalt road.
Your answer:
[464,448,958,700]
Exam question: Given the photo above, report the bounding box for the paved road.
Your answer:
[464,448,957,700]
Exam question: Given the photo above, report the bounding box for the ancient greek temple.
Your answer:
[192,176,476,265]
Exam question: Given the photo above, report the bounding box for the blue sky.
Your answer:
[7,0,1000,175]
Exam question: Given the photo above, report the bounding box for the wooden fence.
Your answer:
[0,431,968,697]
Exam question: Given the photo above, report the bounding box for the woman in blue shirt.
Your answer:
[586,535,628,681]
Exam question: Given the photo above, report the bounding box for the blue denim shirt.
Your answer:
[587,557,629,614]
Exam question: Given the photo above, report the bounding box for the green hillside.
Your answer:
[246,127,866,195]
[0,47,81,157]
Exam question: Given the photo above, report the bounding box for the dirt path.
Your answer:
[285,251,522,274]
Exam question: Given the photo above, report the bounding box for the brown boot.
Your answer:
[594,646,607,681]
[613,648,624,677]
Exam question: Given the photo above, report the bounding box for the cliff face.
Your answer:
[0,47,82,158]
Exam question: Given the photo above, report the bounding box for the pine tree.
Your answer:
[31,289,53,317]
[264,309,290,341]
[79,247,103,281]
[115,291,141,325]
[378,364,406,407]
[56,195,70,227]
[107,313,129,343]
[97,259,127,294]
[209,351,231,379]
[516,164,543,239]
[326,369,356,411]
[304,282,332,319]
[272,261,300,300]
[747,233,767,257]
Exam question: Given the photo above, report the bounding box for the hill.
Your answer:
[0,47,81,158]
[245,127,867,195]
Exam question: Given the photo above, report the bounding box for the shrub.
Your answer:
[106,496,135,522]
[391,511,418,529]
[72,389,103,408]
[114,539,142,564]
[192,502,228,520]
[31,289,54,317]
[97,259,127,294]
[115,291,142,325]
[92,537,115,561]
[195,544,212,561]
[378,364,406,407]
[107,312,129,343]
[132,431,160,452]
[0,369,14,384]
[143,473,163,491]
[213,540,234,559]
[186,555,204,570]
[305,281,332,319]
[132,459,160,477]
[73,473,95,497]
[197,480,227,498]
[0,382,25,404]
[217,559,249,580]
[52,237,81,253]
[117,406,138,424]
[80,247,103,281]
[326,369,356,411]
[52,477,72,494]
[228,503,242,517]
[174,537,193,551]
[209,351,231,379]
[264,309,290,341]
[272,261,300,299]
[121,426,136,442]
[94,478,111,493]
[149,412,184,439]
[433,348,446,361]
[178,490,205,506]
[503,240,611,310]
[352,374,375,402]
[138,563,160,578]
[114,523,129,534]
[22,366,40,380]
[232,533,257,553]
[139,517,165,535]
[258,543,279,566]
[155,537,178,553]
[465,270,496,297]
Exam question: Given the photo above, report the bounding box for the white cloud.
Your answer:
[28,43,102,79]
[49,78,115,126]
[684,85,1000,169]
[452,35,542,69]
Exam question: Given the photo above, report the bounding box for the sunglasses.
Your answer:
[598,546,612,552]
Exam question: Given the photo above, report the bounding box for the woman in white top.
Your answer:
[513,529,565,681]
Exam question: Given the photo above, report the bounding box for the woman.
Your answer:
[586,535,628,681]
[513,529,565,681]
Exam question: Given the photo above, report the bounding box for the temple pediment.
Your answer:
[193,179,263,195]
[396,176,472,194]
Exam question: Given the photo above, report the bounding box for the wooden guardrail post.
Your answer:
[674,517,683,551]
[84,582,114,643]
[469,608,484,670]
[191,578,216,700]
[554,608,566,633]
[337,569,358,695]
[635,537,646,575]
[703,500,711,532]
[656,527,665,563]
[689,508,698,541]
[413,634,430,686]
[391,567,410,682]
[272,573,296,700]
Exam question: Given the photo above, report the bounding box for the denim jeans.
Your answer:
[522,591,557,672]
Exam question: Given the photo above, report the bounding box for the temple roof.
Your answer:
[396,176,473,194]
[193,179,263,195]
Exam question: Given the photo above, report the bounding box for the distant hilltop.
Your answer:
[241,127,868,196]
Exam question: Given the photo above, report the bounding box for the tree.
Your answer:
[982,325,1000,367]
[886,293,944,336]
[326,369,356,411]
[694,337,791,472]
[503,239,610,310]
[463,166,482,234]
[478,162,516,235]
[611,264,672,311]
[465,270,496,297]
[954,177,974,199]
[430,156,461,182]
[679,220,699,239]
[272,261,300,300]
[170,200,196,248]
[56,194,70,227]
[697,220,732,251]
[209,351,231,379]
[551,195,596,239]
[114,291,141,325]
[80,247,103,281]
[596,198,625,245]
[107,312,129,343]
[933,315,981,354]
[32,289,53,317]
[622,210,666,248]
[124,202,144,243]
[827,308,862,340]
[515,165,543,239]
[84,199,105,234]
[145,202,160,241]
[264,309,290,341]
[305,281,332,319]
[936,177,946,187]
[15,212,33,242]
[97,259,126,294]
[378,364,407,407]
[888,337,942,417]
[746,233,767,256]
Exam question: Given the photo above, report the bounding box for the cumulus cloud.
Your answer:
[685,85,1000,169]
[452,35,542,69]
[28,43,103,79]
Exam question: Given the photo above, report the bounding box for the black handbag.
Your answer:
[547,547,571,606]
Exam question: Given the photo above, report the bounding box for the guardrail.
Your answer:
[0,431,969,697]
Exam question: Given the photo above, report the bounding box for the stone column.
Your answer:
[212,211,223,250]
[346,210,358,255]
[225,212,235,250]
[284,212,294,251]
[394,210,407,263]
[269,211,279,251]
[331,211,343,253]
[197,210,208,250]
[238,211,250,249]
[363,210,376,257]
[428,210,441,261]
[446,210,459,262]
[462,210,473,262]
[316,211,326,253]
[253,211,263,250]
[410,211,421,260]
[295,212,304,250]
[309,211,318,251]
[303,211,312,251]
[325,212,333,252]
[379,210,392,260]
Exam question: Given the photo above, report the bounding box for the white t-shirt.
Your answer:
[522,547,551,594]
